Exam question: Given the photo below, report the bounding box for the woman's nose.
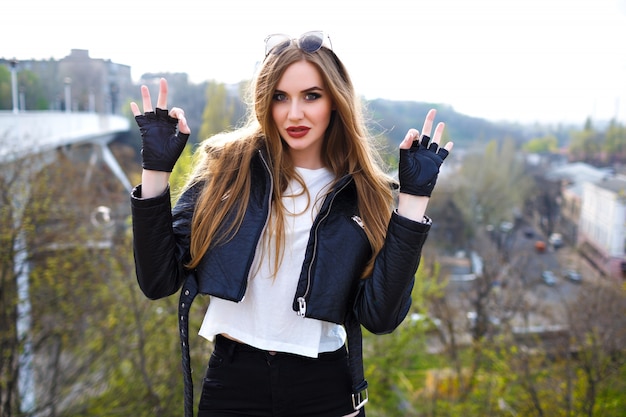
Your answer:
[288,101,304,120]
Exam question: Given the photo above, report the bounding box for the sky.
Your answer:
[2,0,626,125]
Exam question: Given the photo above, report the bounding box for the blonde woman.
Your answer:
[130,31,453,417]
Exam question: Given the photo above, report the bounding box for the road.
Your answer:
[423,223,611,354]
[439,224,598,341]
[495,223,601,327]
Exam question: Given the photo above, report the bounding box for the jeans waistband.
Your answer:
[214,334,347,360]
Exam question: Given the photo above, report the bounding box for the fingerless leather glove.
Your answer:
[135,108,189,172]
[398,135,449,197]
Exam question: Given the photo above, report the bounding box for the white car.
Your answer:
[549,233,563,248]
[564,269,582,283]
[542,270,557,286]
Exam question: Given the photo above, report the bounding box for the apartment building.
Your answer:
[579,175,626,280]
[2,49,133,114]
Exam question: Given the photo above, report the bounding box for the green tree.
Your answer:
[18,70,48,110]
[0,65,48,110]
[0,64,11,109]
[452,138,533,232]
[567,282,626,416]
[74,135,199,416]
[0,137,204,416]
[0,137,23,417]
[198,81,236,141]
[602,119,626,164]
[362,263,448,417]
[170,144,195,201]
[523,134,559,153]
[569,118,602,163]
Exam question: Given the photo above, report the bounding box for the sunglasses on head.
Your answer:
[264,31,333,57]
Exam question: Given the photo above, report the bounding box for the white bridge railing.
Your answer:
[0,111,130,164]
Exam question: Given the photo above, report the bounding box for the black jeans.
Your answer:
[198,335,363,417]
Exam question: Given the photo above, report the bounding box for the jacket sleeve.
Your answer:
[354,210,430,334]
[130,184,197,300]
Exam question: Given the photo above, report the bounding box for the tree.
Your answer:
[568,118,603,163]
[0,135,205,416]
[0,137,24,417]
[17,70,48,110]
[451,138,533,232]
[198,81,237,141]
[0,65,48,110]
[362,264,448,417]
[17,145,132,416]
[0,64,13,109]
[523,134,559,154]
[602,119,626,164]
[566,282,626,416]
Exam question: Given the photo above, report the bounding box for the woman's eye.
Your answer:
[305,93,321,101]
[273,93,287,102]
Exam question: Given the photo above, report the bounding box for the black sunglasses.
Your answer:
[264,31,333,57]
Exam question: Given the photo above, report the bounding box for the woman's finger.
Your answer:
[130,102,141,116]
[141,85,153,113]
[431,122,445,144]
[399,128,419,149]
[170,107,191,135]
[421,109,437,138]
[156,78,168,110]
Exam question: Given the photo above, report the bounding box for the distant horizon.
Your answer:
[5,45,621,128]
[2,0,625,126]
[1,51,613,129]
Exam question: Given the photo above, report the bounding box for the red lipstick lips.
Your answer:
[286,126,310,138]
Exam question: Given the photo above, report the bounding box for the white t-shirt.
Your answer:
[198,167,347,358]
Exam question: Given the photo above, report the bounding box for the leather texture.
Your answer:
[398,135,449,197]
[134,108,189,172]
[131,147,430,334]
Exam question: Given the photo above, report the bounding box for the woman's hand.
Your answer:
[397,109,453,221]
[130,78,191,173]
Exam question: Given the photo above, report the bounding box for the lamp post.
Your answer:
[64,77,72,113]
[19,88,25,111]
[10,59,18,114]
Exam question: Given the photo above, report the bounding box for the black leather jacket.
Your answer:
[131,148,431,415]
[131,148,430,333]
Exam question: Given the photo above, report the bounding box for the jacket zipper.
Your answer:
[297,177,353,317]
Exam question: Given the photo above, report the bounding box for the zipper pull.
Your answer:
[297,297,307,317]
[352,215,364,229]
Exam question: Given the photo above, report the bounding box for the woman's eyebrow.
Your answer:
[274,86,324,94]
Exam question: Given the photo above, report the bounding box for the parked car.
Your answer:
[564,269,582,283]
[541,270,557,286]
[534,240,546,253]
[549,233,563,248]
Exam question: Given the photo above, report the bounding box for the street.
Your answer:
[425,223,606,353]
[491,223,604,329]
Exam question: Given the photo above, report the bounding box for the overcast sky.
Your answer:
[3,0,626,125]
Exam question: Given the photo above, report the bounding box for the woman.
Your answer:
[130,31,453,417]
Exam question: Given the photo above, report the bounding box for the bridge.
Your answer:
[0,111,132,191]
[0,110,131,414]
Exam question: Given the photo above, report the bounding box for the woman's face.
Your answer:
[271,60,333,169]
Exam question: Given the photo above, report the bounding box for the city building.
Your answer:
[579,175,626,279]
[544,161,626,281]
[546,162,611,246]
[1,49,134,114]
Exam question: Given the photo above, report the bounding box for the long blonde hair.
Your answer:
[184,43,395,277]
